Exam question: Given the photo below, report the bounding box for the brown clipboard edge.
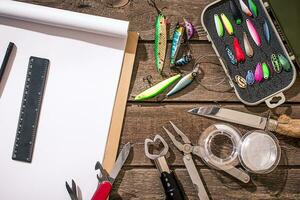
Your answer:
[102,31,139,172]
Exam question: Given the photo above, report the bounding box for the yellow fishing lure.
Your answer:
[221,13,234,35]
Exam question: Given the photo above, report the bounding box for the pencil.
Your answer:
[0,42,15,82]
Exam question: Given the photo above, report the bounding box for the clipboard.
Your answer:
[103,31,139,171]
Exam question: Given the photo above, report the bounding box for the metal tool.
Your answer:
[66,180,79,200]
[145,135,184,200]
[163,122,209,200]
[188,106,300,138]
[66,142,131,200]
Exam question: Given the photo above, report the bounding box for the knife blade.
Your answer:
[109,142,131,182]
[91,142,131,200]
[188,106,300,138]
[188,106,268,130]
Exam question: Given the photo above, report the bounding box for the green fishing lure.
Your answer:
[271,54,282,73]
[248,0,258,17]
[155,14,167,73]
[262,62,270,79]
[214,14,224,37]
[278,54,291,72]
[135,74,181,101]
[149,0,167,74]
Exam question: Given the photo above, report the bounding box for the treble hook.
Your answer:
[147,0,162,14]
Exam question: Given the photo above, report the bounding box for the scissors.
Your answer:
[163,121,209,200]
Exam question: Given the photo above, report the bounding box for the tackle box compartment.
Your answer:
[201,0,297,108]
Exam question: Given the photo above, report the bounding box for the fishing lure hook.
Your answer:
[148,0,163,14]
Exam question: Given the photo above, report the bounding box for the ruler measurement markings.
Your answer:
[12,57,49,163]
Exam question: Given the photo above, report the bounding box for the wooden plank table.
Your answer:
[21,0,300,199]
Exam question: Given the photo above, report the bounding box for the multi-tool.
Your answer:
[163,122,209,200]
[66,142,131,200]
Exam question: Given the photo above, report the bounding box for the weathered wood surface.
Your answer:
[110,168,300,199]
[20,0,300,199]
[120,104,300,166]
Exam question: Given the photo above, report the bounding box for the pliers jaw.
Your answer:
[163,121,192,153]
[169,121,191,144]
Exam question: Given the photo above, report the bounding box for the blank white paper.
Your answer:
[0,1,129,199]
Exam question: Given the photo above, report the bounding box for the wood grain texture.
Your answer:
[110,168,300,199]
[120,104,300,166]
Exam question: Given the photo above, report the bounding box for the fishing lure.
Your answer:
[246,70,255,85]
[183,18,195,40]
[267,61,274,76]
[149,0,167,73]
[175,50,192,66]
[230,0,243,25]
[170,23,185,66]
[239,0,252,17]
[221,13,234,35]
[167,64,200,97]
[233,37,245,63]
[271,54,282,73]
[225,45,238,65]
[263,20,270,44]
[243,32,254,57]
[235,75,247,88]
[278,54,291,72]
[214,14,224,37]
[262,62,270,79]
[255,62,263,82]
[248,0,258,17]
[135,74,181,101]
[246,19,261,46]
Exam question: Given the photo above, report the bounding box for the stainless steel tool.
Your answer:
[188,106,300,138]
[145,135,184,200]
[65,180,79,200]
[163,122,209,200]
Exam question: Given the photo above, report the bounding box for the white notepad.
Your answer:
[0,1,129,199]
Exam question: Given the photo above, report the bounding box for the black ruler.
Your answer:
[12,56,49,163]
